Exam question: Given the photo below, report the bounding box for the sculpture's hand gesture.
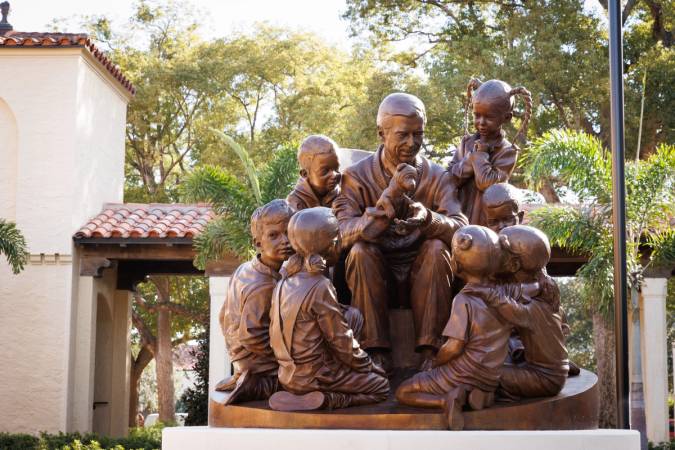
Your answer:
[393,202,427,235]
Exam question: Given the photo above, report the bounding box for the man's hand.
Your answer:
[393,202,428,235]
[361,207,390,242]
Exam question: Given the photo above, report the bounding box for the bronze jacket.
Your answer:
[287,177,340,211]
[270,271,373,393]
[219,257,280,375]
[448,132,518,226]
[333,146,467,249]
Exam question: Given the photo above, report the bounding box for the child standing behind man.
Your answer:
[287,135,342,211]
[448,79,531,226]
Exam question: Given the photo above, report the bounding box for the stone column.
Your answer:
[109,289,132,437]
[640,277,668,444]
[209,277,231,395]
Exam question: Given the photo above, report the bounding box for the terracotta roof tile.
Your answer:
[0,31,135,95]
[74,203,215,240]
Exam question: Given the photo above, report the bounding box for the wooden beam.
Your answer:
[79,257,112,277]
[78,243,196,261]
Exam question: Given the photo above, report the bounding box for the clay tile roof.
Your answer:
[74,203,215,241]
[0,31,135,95]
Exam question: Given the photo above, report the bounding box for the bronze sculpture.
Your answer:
[395,225,512,429]
[483,182,525,233]
[287,135,341,211]
[448,79,532,227]
[210,90,597,431]
[333,93,467,371]
[215,199,294,404]
[268,207,389,411]
[469,225,569,399]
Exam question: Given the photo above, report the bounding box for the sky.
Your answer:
[8,0,356,48]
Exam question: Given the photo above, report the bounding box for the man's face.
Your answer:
[306,152,340,197]
[379,115,424,165]
[257,219,294,268]
[485,204,523,233]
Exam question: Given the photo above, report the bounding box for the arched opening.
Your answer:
[0,97,18,221]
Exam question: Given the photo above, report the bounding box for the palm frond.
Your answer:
[523,129,611,203]
[192,215,255,269]
[626,143,675,235]
[0,219,29,274]
[212,129,262,205]
[180,165,251,211]
[528,205,607,255]
[260,144,299,203]
[646,228,675,270]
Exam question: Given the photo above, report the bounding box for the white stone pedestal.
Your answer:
[163,427,639,450]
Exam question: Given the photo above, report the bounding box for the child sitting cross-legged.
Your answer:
[395,225,512,429]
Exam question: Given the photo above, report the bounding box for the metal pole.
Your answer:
[608,0,630,430]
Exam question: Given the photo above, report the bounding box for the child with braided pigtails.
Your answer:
[448,79,532,227]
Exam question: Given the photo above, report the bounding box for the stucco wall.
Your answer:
[0,260,73,433]
[0,97,18,221]
[0,48,129,434]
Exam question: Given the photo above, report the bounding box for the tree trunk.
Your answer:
[128,345,154,427]
[153,276,176,424]
[592,311,618,428]
[539,179,561,203]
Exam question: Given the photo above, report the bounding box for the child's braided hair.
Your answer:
[463,78,532,145]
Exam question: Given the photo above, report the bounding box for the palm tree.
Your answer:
[523,129,675,428]
[181,131,299,267]
[0,219,29,274]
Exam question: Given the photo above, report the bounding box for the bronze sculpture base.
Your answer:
[209,369,598,430]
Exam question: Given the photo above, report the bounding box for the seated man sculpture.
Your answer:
[215,199,295,404]
[395,225,512,429]
[333,93,468,370]
[268,207,389,411]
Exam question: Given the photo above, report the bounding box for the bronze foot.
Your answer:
[444,388,466,431]
[467,389,494,410]
[269,391,326,412]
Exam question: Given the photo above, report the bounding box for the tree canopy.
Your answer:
[343,0,673,159]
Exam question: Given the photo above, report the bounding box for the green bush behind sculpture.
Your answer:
[0,425,162,450]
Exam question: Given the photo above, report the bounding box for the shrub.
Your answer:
[0,425,162,450]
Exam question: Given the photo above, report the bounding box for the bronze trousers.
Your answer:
[500,364,566,398]
[345,238,452,351]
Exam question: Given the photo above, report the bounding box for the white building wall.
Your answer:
[0,97,18,220]
[0,48,130,434]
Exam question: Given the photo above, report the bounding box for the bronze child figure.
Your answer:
[287,135,342,211]
[215,199,295,404]
[471,225,570,399]
[395,225,512,429]
[269,207,390,411]
[483,182,525,233]
[448,79,532,226]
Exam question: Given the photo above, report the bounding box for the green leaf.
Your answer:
[211,129,262,205]
[0,219,29,275]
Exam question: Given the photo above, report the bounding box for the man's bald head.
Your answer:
[376,93,427,129]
